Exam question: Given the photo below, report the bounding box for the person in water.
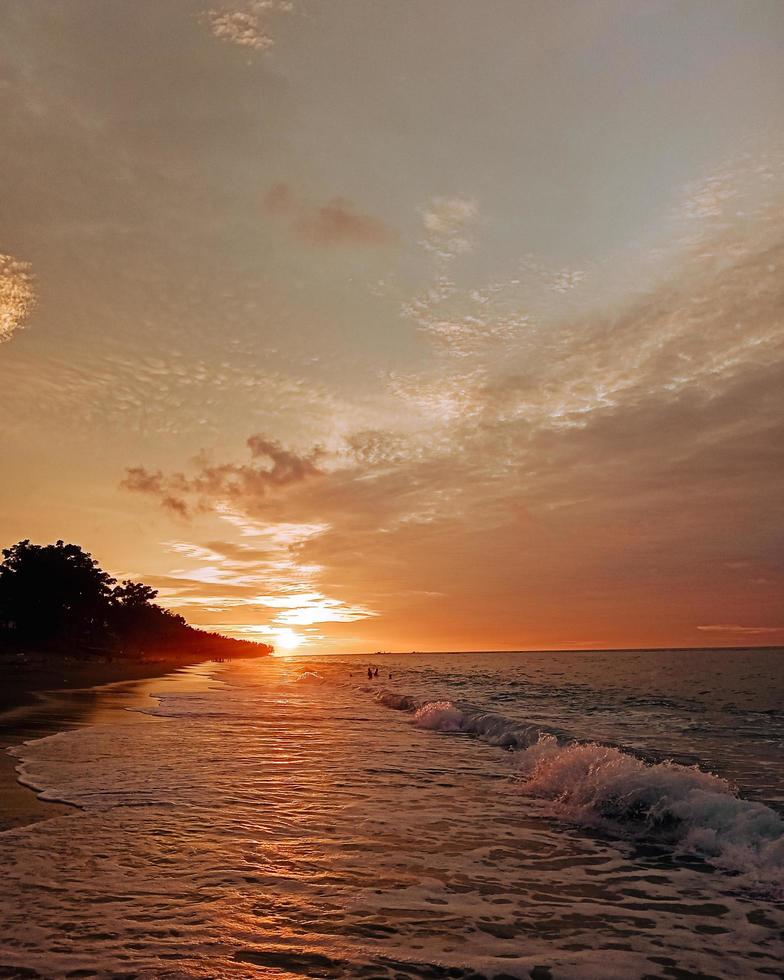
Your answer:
[367,667,373,680]
[373,667,379,678]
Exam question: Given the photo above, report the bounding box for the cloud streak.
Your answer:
[697,625,784,636]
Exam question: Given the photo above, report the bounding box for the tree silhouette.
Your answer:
[0,539,272,660]
[0,539,115,647]
[112,579,158,608]
[109,578,186,649]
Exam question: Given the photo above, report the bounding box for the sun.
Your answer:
[273,628,304,653]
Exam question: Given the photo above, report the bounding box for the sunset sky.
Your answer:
[1,0,783,653]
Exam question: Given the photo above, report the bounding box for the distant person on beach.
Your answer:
[373,667,379,678]
[367,667,373,680]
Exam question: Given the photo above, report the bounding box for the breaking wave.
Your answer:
[411,699,551,747]
[373,690,784,894]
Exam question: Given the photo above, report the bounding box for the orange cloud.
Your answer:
[295,198,397,247]
[265,182,397,247]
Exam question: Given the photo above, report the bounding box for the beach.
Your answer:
[0,654,229,832]
[3,2,783,975]
[1,649,782,978]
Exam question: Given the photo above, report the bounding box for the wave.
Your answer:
[292,670,326,684]
[372,690,784,894]
[519,735,784,892]
[374,691,420,712]
[411,699,552,748]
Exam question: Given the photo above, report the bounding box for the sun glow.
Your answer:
[272,628,304,652]
[200,622,306,654]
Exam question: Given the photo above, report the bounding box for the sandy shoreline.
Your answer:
[0,656,235,833]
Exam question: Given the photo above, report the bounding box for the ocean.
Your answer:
[1,648,783,979]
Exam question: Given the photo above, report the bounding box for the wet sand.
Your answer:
[0,657,228,832]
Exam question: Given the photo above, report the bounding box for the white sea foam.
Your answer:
[412,700,464,731]
[517,735,784,891]
[293,670,326,684]
[409,697,553,748]
[374,691,784,893]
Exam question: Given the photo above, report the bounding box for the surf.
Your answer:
[372,687,784,894]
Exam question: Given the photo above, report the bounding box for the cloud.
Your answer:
[144,526,376,648]
[203,0,293,52]
[254,591,376,625]
[401,196,537,356]
[265,182,397,247]
[296,198,397,247]
[697,625,784,636]
[246,434,323,481]
[420,196,478,261]
[0,351,355,444]
[124,153,784,649]
[122,434,324,518]
[122,466,166,495]
[122,468,191,518]
[0,253,35,345]
[400,291,526,357]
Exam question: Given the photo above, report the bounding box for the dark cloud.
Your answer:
[122,467,191,518]
[122,434,323,518]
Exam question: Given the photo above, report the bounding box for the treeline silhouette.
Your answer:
[0,540,272,661]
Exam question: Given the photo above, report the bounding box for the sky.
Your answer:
[1,0,783,654]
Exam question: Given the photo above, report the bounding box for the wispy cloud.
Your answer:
[402,197,534,357]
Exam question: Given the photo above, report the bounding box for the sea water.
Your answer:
[0,648,783,978]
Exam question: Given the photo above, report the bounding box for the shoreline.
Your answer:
[0,655,239,833]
